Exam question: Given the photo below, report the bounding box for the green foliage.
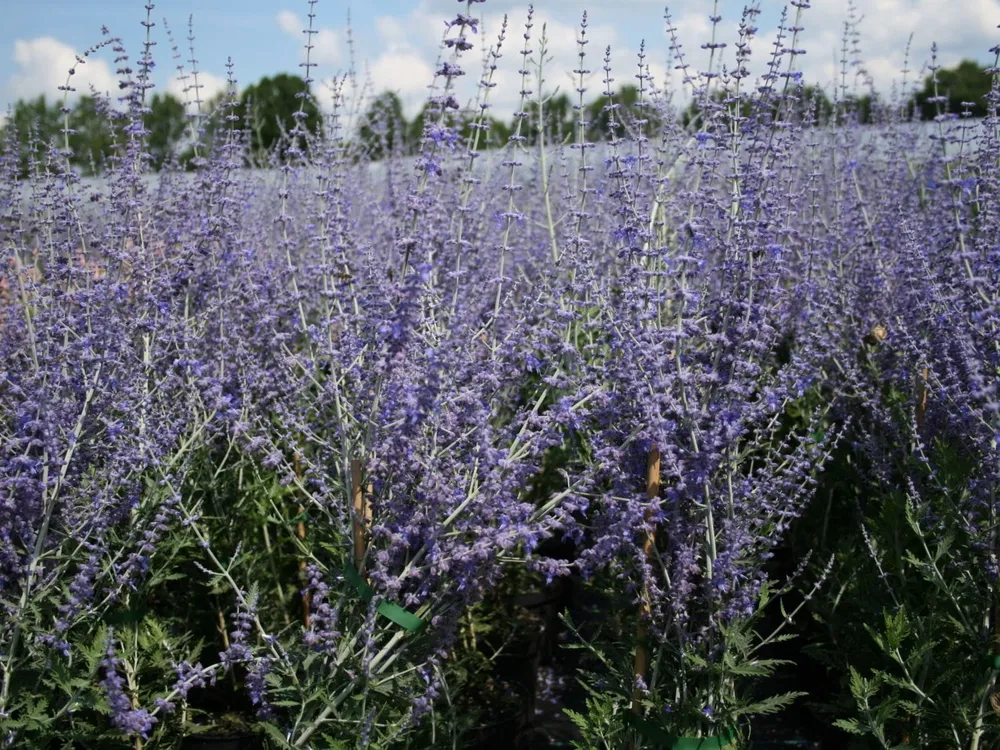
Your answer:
[2,94,63,175]
[565,692,628,750]
[357,91,407,161]
[1,91,190,175]
[584,85,661,142]
[405,102,509,156]
[146,92,187,169]
[682,84,835,129]
[795,379,1000,748]
[1,473,211,747]
[916,59,993,119]
[237,73,320,159]
[176,91,229,168]
[521,92,576,145]
[557,577,813,750]
[69,94,122,174]
[459,115,511,151]
[405,103,430,152]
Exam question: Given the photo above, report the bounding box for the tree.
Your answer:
[405,103,507,155]
[587,85,639,141]
[144,93,186,170]
[916,59,992,119]
[783,85,835,124]
[177,91,231,170]
[66,95,124,175]
[681,83,834,129]
[459,115,510,151]
[237,73,320,158]
[356,91,407,161]
[406,103,431,152]
[842,93,874,125]
[581,85,667,142]
[520,92,575,145]
[3,92,194,176]
[2,95,62,174]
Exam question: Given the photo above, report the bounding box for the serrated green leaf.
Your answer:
[739,691,806,716]
[832,718,866,735]
[260,722,293,747]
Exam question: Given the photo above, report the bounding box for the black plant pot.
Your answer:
[180,732,260,750]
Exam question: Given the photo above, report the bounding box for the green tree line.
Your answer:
[2,59,993,173]
[0,72,322,175]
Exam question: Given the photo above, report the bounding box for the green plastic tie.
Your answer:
[625,714,735,749]
[344,563,425,633]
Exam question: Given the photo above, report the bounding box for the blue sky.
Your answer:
[3,0,999,121]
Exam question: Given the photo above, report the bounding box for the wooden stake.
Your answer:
[351,459,372,571]
[916,366,930,429]
[216,606,230,651]
[632,446,661,716]
[295,452,310,629]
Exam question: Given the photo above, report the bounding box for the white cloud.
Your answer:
[312,28,342,66]
[368,53,435,115]
[475,7,664,116]
[361,11,440,116]
[5,36,118,104]
[338,0,1000,123]
[276,10,341,66]
[361,5,628,118]
[277,10,300,36]
[743,0,1000,100]
[165,70,229,108]
[375,16,410,52]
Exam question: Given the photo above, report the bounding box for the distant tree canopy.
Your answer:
[584,85,661,141]
[675,61,992,128]
[459,116,510,151]
[682,84,835,128]
[237,73,321,157]
[0,73,316,174]
[916,59,993,119]
[1,92,188,175]
[3,95,62,173]
[146,93,187,169]
[67,95,121,174]
[514,86,661,146]
[177,91,231,167]
[403,102,509,154]
[357,91,407,160]
[2,61,995,173]
[405,104,430,151]
[520,92,575,145]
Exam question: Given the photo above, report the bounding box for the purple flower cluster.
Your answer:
[101,633,157,739]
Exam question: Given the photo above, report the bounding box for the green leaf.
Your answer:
[739,691,806,716]
[726,657,792,677]
[848,666,873,701]
[884,606,910,651]
[260,722,293,748]
[832,718,866,735]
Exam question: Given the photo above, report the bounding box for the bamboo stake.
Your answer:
[632,446,661,717]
